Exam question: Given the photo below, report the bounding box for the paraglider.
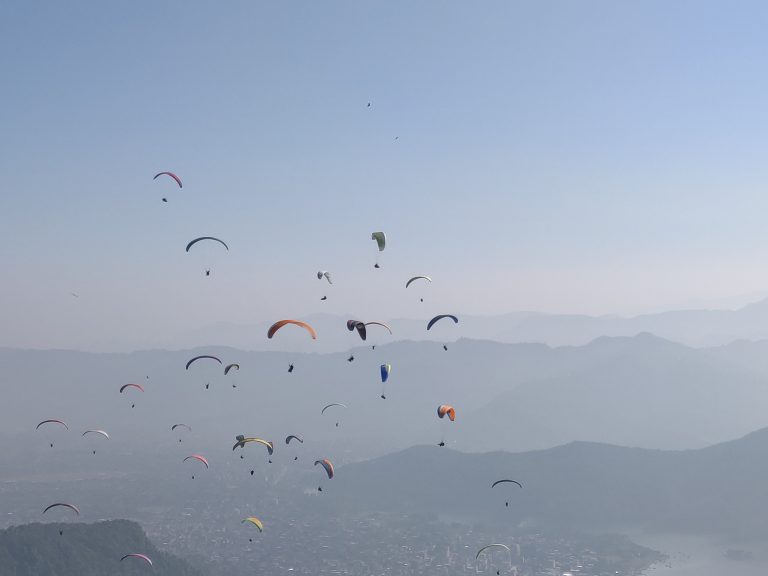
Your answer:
[185,237,229,277]
[286,434,303,460]
[186,355,223,389]
[406,276,432,302]
[346,319,366,341]
[315,458,334,491]
[321,403,347,427]
[153,172,181,201]
[36,419,68,447]
[82,429,109,454]
[121,554,153,567]
[380,363,391,399]
[267,320,317,340]
[172,423,191,442]
[475,544,513,575]
[224,363,240,388]
[119,383,144,408]
[428,315,458,350]
[288,363,294,373]
[43,502,79,534]
[437,405,456,446]
[492,479,523,507]
[371,231,386,267]
[183,454,209,478]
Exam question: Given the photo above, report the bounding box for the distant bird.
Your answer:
[347,355,354,363]
[288,364,294,373]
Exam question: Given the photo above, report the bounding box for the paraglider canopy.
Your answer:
[267,320,317,340]
[185,236,229,252]
[242,517,264,532]
[185,355,223,370]
[232,437,274,455]
[475,544,512,561]
[43,503,80,516]
[314,459,334,479]
[183,454,209,468]
[321,403,347,415]
[347,320,367,341]
[317,271,332,284]
[405,276,432,288]
[82,429,109,440]
[36,419,69,430]
[119,383,144,394]
[492,479,523,489]
[364,321,392,335]
[224,363,240,375]
[427,315,459,331]
[371,232,386,251]
[285,435,304,445]
[121,553,153,566]
[437,405,456,421]
[153,172,182,188]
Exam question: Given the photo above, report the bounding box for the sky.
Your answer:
[3,1,768,350]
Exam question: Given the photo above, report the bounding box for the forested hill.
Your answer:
[0,519,205,576]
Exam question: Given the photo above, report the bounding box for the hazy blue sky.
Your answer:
[3,1,768,350]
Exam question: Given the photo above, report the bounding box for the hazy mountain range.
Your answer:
[4,332,768,466]
[323,427,768,539]
[154,297,768,353]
